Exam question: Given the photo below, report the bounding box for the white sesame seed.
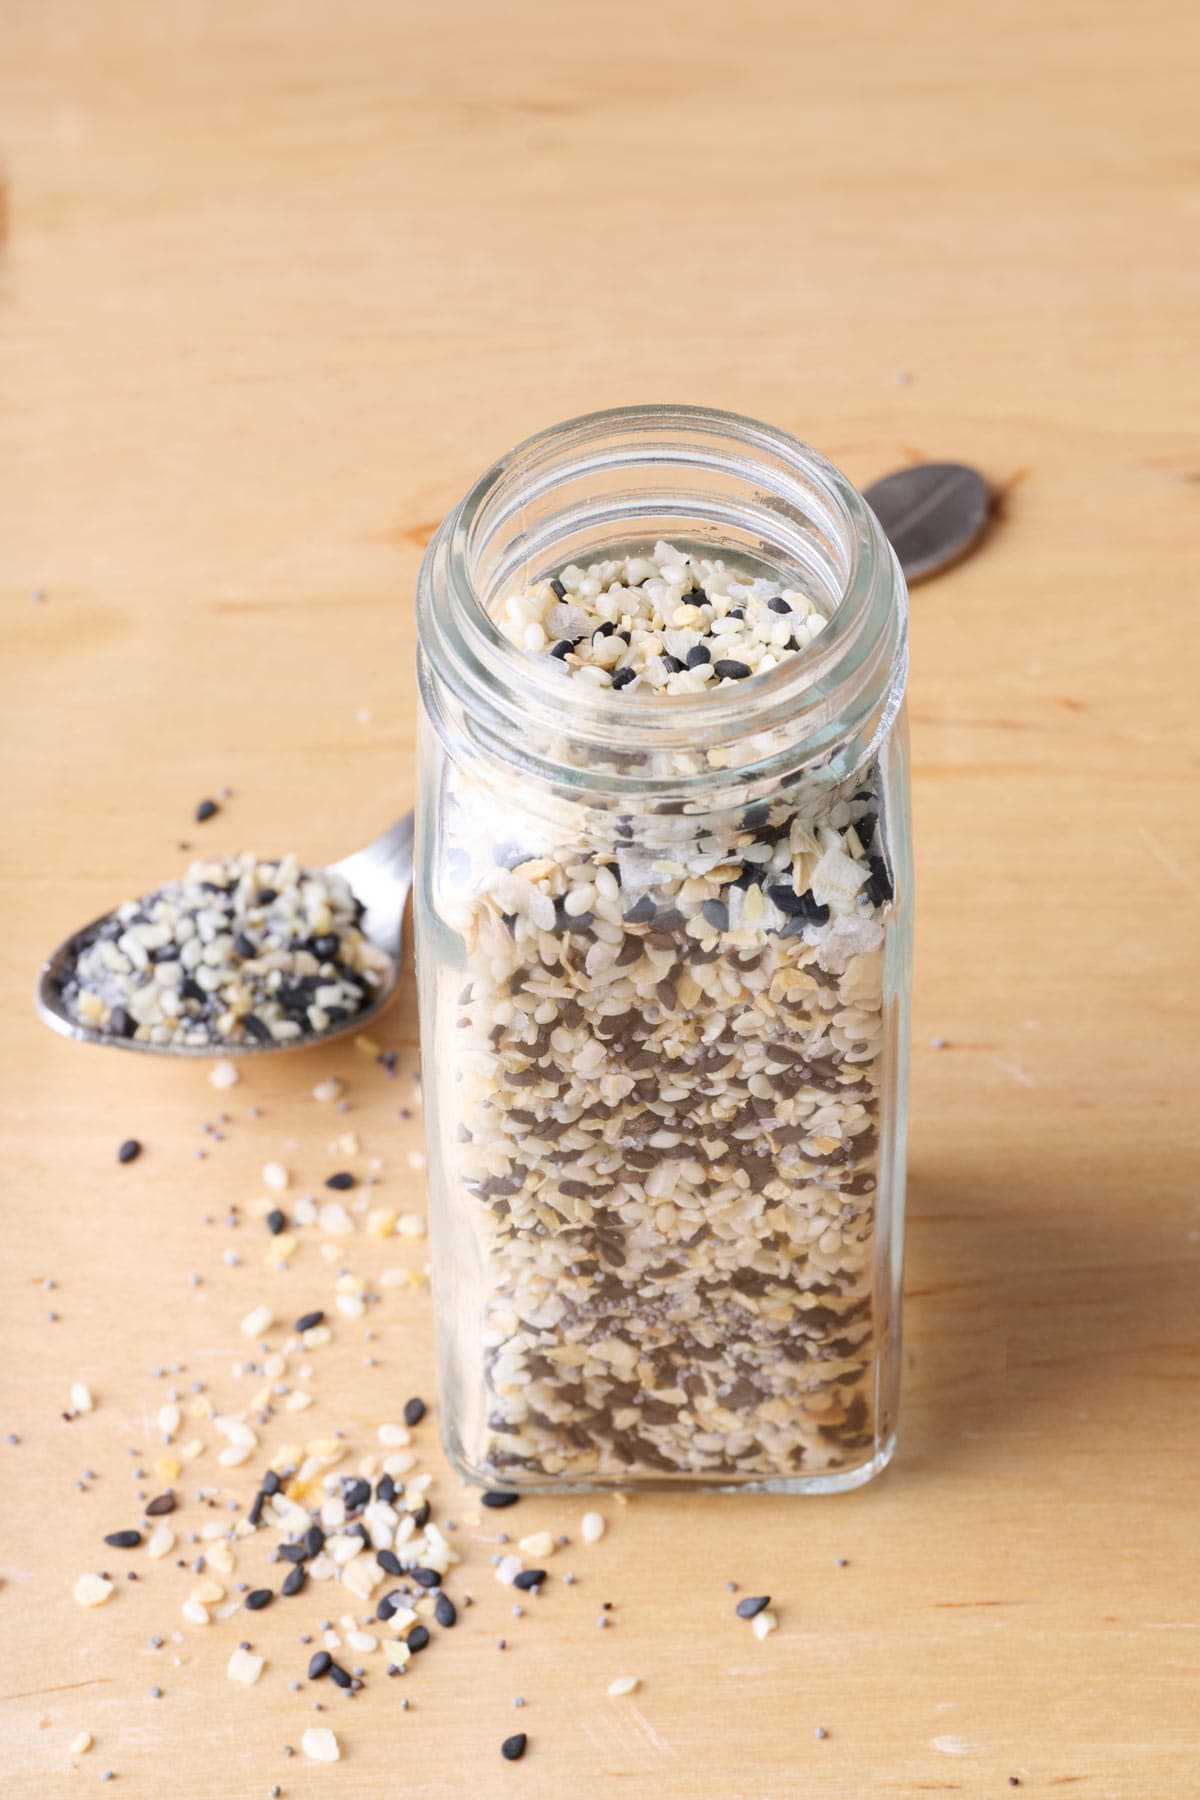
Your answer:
[226,1646,265,1684]
[73,1574,114,1609]
[301,1727,340,1763]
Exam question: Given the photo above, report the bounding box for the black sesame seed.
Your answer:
[549,640,573,660]
[233,932,257,959]
[685,644,711,668]
[549,578,566,600]
[257,886,277,904]
[194,798,219,823]
[591,621,615,641]
[727,606,746,620]
[403,1397,427,1427]
[713,658,752,680]
[109,1008,137,1039]
[144,1491,176,1516]
[435,1593,457,1628]
[278,1542,306,1563]
[328,1662,353,1689]
[117,1139,142,1165]
[303,1524,325,1557]
[701,899,729,930]
[376,1474,396,1505]
[247,1491,267,1527]
[104,1530,143,1549]
[409,1499,431,1529]
[512,1569,546,1591]
[852,812,877,852]
[281,1565,307,1597]
[736,1594,770,1619]
[406,1625,431,1653]
[308,1650,332,1680]
[767,885,829,923]
[376,1549,403,1577]
[343,1477,371,1511]
[412,1567,441,1589]
[767,596,792,613]
[324,1172,355,1191]
[660,654,685,673]
[245,1588,273,1611]
[241,1014,272,1043]
[294,1310,325,1333]
[610,667,636,690]
[865,854,894,906]
[501,1733,528,1762]
[621,896,655,926]
[266,1209,287,1236]
[376,1592,399,1621]
[689,586,708,603]
[481,1491,520,1509]
[261,1470,281,1496]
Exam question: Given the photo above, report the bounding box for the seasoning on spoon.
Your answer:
[60,853,391,1049]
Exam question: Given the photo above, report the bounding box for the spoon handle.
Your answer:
[329,813,416,957]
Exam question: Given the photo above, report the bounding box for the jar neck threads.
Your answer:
[417,404,907,804]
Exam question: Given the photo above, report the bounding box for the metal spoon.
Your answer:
[35,814,415,1057]
[863,461,992,583]
[35,464,987,1056]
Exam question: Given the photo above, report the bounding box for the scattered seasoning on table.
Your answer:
[735,1595,771,1619]
[194,799,220,823]
[325,1172,355,1191]
[481,1491,519,1509]
[103,1530,142,1549]
[403,1397,426,1426]
[814,1726,828,1739]
[245,1589,273,1611]
[117,1139,142,1165]
[144,1492,176,1516]
[501,1732,528,1762]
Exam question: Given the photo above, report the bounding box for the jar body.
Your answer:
[414,408,912,1493]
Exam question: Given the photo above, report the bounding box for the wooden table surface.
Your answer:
[3,2,1198,1794]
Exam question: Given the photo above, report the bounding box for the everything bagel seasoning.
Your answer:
[432,541,896,1487]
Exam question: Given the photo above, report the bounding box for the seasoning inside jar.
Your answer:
[423,504,905,1489]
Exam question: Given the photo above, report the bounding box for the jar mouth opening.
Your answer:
[418,404,906,796]
[441,403,877,742]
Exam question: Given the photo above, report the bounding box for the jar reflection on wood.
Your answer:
[415,405,912,1493]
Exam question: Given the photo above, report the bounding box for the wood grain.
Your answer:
[2,1,1198,1794]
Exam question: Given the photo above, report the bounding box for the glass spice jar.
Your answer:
[414,404,912,1493]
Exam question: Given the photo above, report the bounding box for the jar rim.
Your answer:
[418,403,906,794]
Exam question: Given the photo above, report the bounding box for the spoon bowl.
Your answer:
[35,813,415,1058]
